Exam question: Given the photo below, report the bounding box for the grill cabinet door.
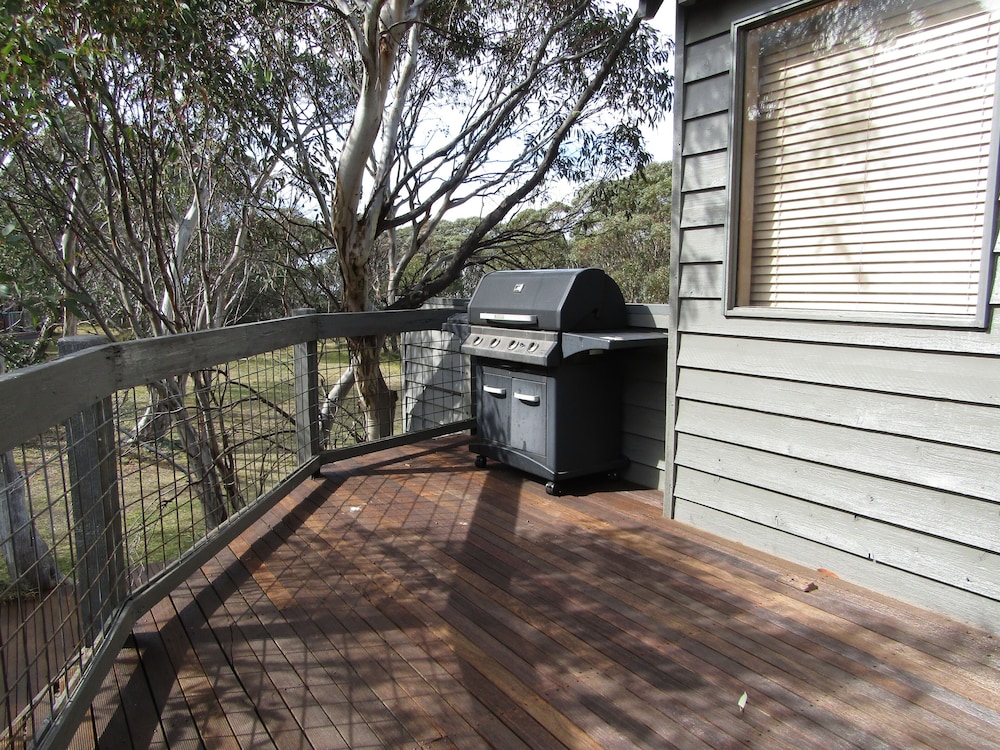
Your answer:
[478,368,510,446]
[510,376,546,456]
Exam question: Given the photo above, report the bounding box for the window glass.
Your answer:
[734,0,1000,322]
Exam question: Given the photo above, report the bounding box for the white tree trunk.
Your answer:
[331,1,426,440]
[319,366,357,442]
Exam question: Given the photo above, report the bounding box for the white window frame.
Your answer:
[726,0,1000,328]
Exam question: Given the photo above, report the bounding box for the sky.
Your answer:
[643,1,677,163]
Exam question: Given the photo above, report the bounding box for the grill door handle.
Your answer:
[483,385,506,397]
[514,392,540,405]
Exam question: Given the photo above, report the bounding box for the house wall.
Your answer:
[624,304,670,491]
[670,0,1000,630]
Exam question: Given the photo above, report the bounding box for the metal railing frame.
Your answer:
[0,308,473,749]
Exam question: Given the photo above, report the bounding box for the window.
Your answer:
[730,0,1000,324]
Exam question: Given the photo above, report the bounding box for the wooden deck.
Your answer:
[73,435,1000,749]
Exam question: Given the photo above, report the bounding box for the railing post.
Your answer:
[292,309,321,467]
[59,335,126,645]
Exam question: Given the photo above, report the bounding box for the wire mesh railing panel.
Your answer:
[317,332,471,446]
[317,338,371,446]
[112,349,303,591]
[1,428,82,747]
[0,347,305,746]
[0,310,471,747]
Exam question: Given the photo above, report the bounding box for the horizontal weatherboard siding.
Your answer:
[681,151,728,192]
[677,333,1000,405]
[674,466,1000,600]
[674,434,999,553]
[678,297,1000,354]
[671,0,1000,631]
[681,112,730,155]
[675,399,998,503]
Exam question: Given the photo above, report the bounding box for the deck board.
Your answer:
[73,435,1000,749]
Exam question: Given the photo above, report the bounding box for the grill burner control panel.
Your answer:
[461,325,560,367]
[461,324,667,367]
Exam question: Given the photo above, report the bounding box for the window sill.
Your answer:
[723,304,988,331]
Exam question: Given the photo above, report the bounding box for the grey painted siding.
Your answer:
[670,0,1000,631]
[623,303,670,490]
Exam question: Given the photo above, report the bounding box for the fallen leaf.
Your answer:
[738,691,748,712]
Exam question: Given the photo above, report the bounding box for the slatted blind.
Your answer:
[738,0,1000,318]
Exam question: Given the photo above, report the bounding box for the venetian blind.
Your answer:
[739,0,1000,317]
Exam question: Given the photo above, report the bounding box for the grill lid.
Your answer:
[467,268,626,332]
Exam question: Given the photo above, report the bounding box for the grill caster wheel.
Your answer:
[545,481,562,496]
[475,455,488,468]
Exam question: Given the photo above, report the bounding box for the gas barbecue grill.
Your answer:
[460,268,666,495]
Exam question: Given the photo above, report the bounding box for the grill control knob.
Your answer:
[471,335,483,346]
[489,338,500,348]
[527,342,539,352]
[507,341,518,350]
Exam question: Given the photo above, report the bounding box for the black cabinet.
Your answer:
[470,356,626,494]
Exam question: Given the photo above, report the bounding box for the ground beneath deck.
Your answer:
[76,435,999,749]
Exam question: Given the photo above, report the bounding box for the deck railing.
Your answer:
[0,308,473,749]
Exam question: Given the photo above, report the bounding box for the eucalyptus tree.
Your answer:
[1,0,672,456]
[0,0,305,527]
[356,205,573,304]
[570,161,672,303]
[0,230,82,367]
[276,0,673,438]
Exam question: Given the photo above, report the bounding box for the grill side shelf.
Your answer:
[560,330,669,359]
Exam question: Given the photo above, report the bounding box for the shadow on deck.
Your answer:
[72,435,1000,749]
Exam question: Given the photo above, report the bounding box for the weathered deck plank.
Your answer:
[72,435,1000,749]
